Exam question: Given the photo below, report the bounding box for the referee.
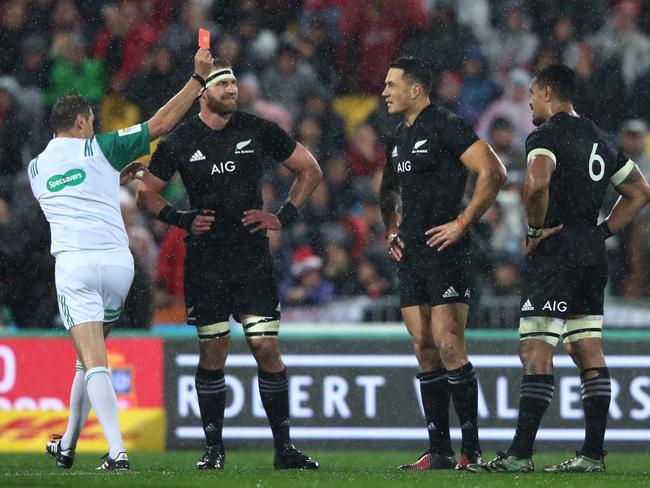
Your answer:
[380,57,506,470]
[136,59,322,470]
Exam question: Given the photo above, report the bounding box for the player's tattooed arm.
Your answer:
[523,153,562,255]
[380,162,404,261]
[379,162,401,234]
[605,166,650,234]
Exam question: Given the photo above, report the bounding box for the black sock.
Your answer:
[418,367,452,455]
[447,362,480,454]
[195,367,226,447]
[509,374,554,458]
[258,369,291,449]
[581,367,611,459]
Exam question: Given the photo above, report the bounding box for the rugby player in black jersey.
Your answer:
[470,65,650,473]
[136,59,322,470]
[379,57,507,470]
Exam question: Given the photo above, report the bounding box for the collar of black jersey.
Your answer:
[405,103,435,129]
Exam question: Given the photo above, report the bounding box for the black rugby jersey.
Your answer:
[149,112,296,245]
[525,112,632,264]
[385,104,478,261]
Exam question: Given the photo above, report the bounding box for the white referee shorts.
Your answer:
[55,249,134,330]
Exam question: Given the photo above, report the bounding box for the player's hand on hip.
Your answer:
[386,232,404,261]
[242,209,282,233]
[525,224,563,256]
[425,218,468,251]
[191,210,215,235]
[120,161,149,186]
[194,48,214,79]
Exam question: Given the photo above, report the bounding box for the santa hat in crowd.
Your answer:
[291,245,323,276]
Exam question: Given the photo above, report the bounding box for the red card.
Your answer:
[198,28,210,48]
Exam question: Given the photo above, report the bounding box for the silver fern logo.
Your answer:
[412,139,428,153]
[235,139,254,154]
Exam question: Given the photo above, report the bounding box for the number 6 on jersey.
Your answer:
[589,143,605,182]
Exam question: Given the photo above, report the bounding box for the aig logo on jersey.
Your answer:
[396,160,411,172]
[543,300,567,312]
[235,139,254,154]
[412,139,428,154]
[211,161,236,175]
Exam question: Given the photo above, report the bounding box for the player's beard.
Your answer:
[206,95,237,116]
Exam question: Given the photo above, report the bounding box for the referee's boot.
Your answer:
[195,444,225,469]
[274,444,319,470]
[466,450,534,473]
[543,451,606,473]
[46,434,75,469]
[398,449,457,470]
[96,452,130,471]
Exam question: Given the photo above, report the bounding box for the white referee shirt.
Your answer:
[28,123,150,256]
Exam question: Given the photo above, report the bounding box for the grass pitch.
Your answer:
[1,450,649,487]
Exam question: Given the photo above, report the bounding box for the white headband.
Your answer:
[205,68,236,89]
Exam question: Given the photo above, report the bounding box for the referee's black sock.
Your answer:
[447,362,480,455]
[258,369,291,450]
[580,367,611,459]
[508,374,554,458]
[195,367,226,447]
[418,367,453,455]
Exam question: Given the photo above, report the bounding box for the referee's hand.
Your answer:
[525,224,563,256]
[242,209,282,233]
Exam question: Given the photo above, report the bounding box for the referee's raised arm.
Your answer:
[145,48,213,140]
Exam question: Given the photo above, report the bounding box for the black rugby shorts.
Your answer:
[183,245,280,326]
[398,251,473,308]
[520,255,608,319]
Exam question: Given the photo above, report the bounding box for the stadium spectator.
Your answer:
[237,73,292,133]
[0,78,28,179]
[261,42,324,119]
[487,116,525,173]
[0,0,29,76]
[458,47,498,117]
[572,41,626,132]
[338,0,427,94]
[45,33,106,107]
[346,124,385,178]
[586,0,650,90]
[435,70,479,125]
[295,115,325,162]
[281,245,335,305]
[484,1,539,84]
[123,44,186,120]
[296,17,339,91]
[299,90,347,160]
[322,156,354,220]
[402,1,476,75]
[160,0,219,73]
[476,68,535,149]
[91,0,159,91]
[15,33,50,90]
[0,181,58,328]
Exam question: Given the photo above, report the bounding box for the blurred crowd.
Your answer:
[1,0,650,328]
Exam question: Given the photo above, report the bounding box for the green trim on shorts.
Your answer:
[58,294,75,328]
